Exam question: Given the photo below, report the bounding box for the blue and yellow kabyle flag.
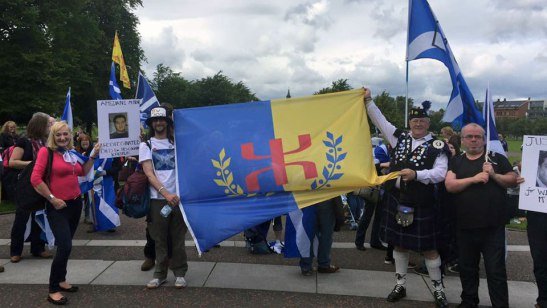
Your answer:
[174,88,398,254]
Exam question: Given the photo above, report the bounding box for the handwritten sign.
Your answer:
[519,135,547,213]
[97,99,141,158]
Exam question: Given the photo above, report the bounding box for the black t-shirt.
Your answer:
[15,137,36,162]
[449,152,513,229]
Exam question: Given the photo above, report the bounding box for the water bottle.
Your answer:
[395,205,415,227]
[160,204,172,218]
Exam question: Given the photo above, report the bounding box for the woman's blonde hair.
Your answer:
[46,121,74,150]
[1,121,16,134]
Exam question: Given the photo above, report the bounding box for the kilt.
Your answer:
[379,192,442,252]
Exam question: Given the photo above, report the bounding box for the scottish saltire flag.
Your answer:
[72,150,94,194]
[284,207,318,258]
[174,88,398,254]
[483,87,506,157]
[109,62,123,100]
[136,72,160,128]
[406,0,484,129]
[61,87,73,129]
[35,210,55,249]
[91,158,120,231]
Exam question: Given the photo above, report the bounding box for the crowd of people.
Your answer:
[0,90,545,308]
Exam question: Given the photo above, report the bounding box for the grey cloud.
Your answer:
[284,1,332,30]
[370,3,406,40]
[141,26,185,72]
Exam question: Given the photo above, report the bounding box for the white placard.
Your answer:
[519,135,547,213]
[97,99,141,158]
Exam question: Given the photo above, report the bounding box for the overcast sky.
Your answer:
[135,0,547,109]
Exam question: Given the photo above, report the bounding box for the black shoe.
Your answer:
[386,284,406,302]
[301,269,313,276]
[384,256,394,265]
[355,245,366,251]
[448,263,460,274]
[47,295,68,305]
[414,264,428,276]
[370,244,387,251]
[433,290,449,308]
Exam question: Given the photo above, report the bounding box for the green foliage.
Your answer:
[371,91,411,130]
[0,0,144,133]
[497,117,547,138]
[151,65,259,108]
[314,79,352,95]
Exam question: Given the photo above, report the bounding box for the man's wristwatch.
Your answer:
[48,194,55,201]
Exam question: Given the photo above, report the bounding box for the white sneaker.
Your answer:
[273,241,284,254]
[146,278,166,289]
[175,277,187,289]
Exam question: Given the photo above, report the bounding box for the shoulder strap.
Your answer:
[44,148,54,184]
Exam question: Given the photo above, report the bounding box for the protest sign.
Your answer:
[519,135,547,213]
[97,99,141,158]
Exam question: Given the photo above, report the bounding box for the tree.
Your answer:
[314,79,352,95]
[0,0,144,132]
[150,66,259,109]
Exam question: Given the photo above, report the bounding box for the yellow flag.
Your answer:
[112,32,131,89]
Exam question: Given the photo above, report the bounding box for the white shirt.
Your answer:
[138,137,177,199]
[366,100,448,185]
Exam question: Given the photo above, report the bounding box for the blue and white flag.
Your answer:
[406,0,484,129]
[91,158,120,231]
[284,206,318,258]
[35,210,55,249]
[483,87,506,157]
[61,87,73,129]
[136,72,160,129]
[109,62,123,100]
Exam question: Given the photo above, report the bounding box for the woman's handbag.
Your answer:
[15,149,53,212]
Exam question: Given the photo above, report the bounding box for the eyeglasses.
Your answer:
[463,135,484,140]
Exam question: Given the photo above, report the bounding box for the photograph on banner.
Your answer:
[519,135,547,213]
[97,99,141,158]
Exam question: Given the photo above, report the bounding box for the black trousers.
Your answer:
[355,199,383,247]
[457,225,508,308]
[527,211,547,308]
[10,205,45,257]
[46,198,81,293]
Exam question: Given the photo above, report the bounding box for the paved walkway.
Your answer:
[0,240,538,307]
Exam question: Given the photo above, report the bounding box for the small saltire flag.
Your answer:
[35,210,55,249]
[174,88,398,254]
[284,207,318,258]
[61,87,73,129]
[90,158,121,231]
[112,31,130,89]
[483,87,506,157]
[109,62,123,100]
[136,72,160,128]
[406,0,484,129]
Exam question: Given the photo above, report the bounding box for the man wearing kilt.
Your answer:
[364,88,450,308]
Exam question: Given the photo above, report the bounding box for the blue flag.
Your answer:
[136,72,160,128]
[483,87,506,157]
[61,87,73,129]
[109,62,123,100]
[91,158,121,231]
[406,0,484,129]
[284,206,318,258]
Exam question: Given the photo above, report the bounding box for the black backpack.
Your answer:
[15,148,53,212]
[244,226,272,255]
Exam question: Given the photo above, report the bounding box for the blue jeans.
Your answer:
[300,200,335,271]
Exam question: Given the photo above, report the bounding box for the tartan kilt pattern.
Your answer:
[379,192,442,252]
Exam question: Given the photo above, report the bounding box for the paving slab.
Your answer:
[318,268,432,302]
[0,239,10,246]
[91,260,215,287]
[0,259,113,284]
[87,240,146,247]
[437,275,538,307]
[205,262,316,293]
[72,239,90,246]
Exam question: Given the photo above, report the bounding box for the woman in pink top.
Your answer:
[31,121,99,305]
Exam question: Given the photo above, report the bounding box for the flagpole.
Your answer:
[405,61,409,128]
[135,71,142,99]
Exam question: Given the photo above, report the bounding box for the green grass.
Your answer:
[506,219,527,231]
[0,200,16,214]
[507,139,522,153]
